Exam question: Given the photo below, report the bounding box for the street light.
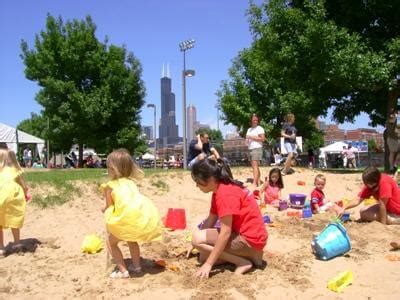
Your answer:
[179,39,195,169]
[147,103,157,169]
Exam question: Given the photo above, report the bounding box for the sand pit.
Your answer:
[1,167,400,299]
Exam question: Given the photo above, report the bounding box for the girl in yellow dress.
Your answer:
[100,148,162,278]
[0,149,29,257]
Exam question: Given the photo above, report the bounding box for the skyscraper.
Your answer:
[158,64,180,147]
[187,104,197,142]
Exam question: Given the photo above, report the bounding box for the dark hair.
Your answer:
[268,167,284,189]
[362,167,381,185]
[250,114,260,125]
[191,158,243,188]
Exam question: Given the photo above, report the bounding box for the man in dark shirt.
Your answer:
[188,131,220,169]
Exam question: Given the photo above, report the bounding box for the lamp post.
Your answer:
[179,39,195,169]
[147,103,157,169]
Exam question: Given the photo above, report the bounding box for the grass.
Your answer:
[24,168,182,208]
[25,169,105,208]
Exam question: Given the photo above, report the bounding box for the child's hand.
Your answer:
[194,262,212,279]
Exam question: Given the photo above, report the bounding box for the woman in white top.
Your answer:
[246,114,265,186]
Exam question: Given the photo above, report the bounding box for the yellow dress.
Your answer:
[100,178,162,242]
[0,167,26,229]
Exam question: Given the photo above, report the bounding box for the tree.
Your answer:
[195,128,224,155]
[218,0,394,163]
[17,113,47,141]
[21,15,146,166]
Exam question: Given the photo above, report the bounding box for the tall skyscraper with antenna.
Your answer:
[159,63,180,147]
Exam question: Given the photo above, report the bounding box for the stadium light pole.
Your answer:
[179,39,195,169]
[147,103,157,169]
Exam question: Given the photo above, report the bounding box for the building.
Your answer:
[323,124,346,144]
[320,121,384,148]
[142,126,153,141]
[223,136,248,163]
[158,63,181,147]
[187,104,197,142]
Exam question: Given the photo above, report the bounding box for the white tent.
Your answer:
[142,152,155,160]
[320,141,350,153]
[0,122,45,158]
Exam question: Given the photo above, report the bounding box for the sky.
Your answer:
[0,0,382,138]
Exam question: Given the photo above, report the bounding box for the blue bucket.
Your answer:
[311,222,351,260]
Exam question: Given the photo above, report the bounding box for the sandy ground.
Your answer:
[1,167,400,299]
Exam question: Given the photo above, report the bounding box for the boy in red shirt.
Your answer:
[340,167,400,224]
[310,174,333,213]
[190,158,267,278]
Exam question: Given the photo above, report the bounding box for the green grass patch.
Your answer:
[24,168,181,207]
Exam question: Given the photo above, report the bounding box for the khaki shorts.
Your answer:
[225,232,263,266]
[249,147,263,161]
[387,137,400,153]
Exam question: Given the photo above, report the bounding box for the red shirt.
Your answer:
[210,183,268,250]
[311,188,325,207]
[358,174,400,215]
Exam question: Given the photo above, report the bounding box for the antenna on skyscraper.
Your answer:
[167,63,170,78]
[162,63,165,77]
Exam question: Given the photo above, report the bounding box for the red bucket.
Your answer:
[164,208,186,230]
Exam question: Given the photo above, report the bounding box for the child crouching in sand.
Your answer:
[101,149,162,278]
[190,158,267,278]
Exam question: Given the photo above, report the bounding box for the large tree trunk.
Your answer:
[78,143,84,168]
[385,86,400,171]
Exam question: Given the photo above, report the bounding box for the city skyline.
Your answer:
[0,1,382,139]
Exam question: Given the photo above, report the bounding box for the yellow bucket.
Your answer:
[81,234,104,254]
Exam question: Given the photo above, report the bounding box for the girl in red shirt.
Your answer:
[191,158,268,278]
[340,167,400,224]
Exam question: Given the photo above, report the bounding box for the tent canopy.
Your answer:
[320,141,349,153]
[0,122,45,157]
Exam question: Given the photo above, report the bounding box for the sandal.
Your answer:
[109,270,129,279]
[128,265,142,274]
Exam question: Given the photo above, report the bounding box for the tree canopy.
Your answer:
[218,0,399,145]
[20,14,147,162]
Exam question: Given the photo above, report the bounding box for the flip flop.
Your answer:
[109,270,129,278]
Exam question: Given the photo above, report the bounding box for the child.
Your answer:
[0,149,29,257]
[100,148,162,278]
[310,174,332,213]
[339,167,400,225]
[259,168,284,206]
[191,158,267,278]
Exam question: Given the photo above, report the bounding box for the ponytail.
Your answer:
[191,158,243,188]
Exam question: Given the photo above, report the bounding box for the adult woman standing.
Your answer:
[281,113,297,175]
[246,114,265,187]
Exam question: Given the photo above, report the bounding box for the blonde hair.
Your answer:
[285,113,295,123]
[0,148,8,170]
[106,148,143,180]
[7,150,22,172]
[314,174,326,184]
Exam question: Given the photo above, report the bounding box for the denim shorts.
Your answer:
[284,142,297,154]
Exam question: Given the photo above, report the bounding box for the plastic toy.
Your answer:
[302,207,313,218]
[263,214,272,223]
[289,193,307,206]
[278,200,288,211]
[297,180,306,186]
[364,196,376,206]
[81,234,103,254]
[327,270,353,292]
[287,210,302,217]
[340,212,350,222]
[311,222,351,260]
[164,208,186,230]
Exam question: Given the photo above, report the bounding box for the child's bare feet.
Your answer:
[234,261,253,275]
[390,241,400,250]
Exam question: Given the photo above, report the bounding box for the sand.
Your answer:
[1,167,400,299]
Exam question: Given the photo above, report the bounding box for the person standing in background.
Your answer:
[246,114,265,187]
[281,113,297,175]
